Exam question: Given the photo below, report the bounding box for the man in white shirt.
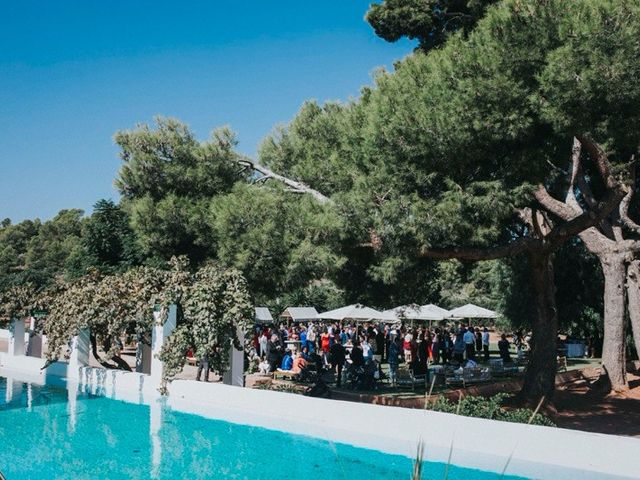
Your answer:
[463,327,476,360]
[482,327,490,361]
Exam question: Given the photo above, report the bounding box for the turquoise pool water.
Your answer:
[0,376,527,480]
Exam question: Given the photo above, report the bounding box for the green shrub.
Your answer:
[428,393,555,427]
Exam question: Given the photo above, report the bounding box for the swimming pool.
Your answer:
[0,375,528,480]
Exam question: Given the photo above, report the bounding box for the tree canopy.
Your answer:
[366,0,496,51]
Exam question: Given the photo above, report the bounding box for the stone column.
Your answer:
[26,317,43,358]
[223,326,245,387]
[8,318,25,356]
[68,328,90,380]
[135,334,152,374]
[150,305,177,389]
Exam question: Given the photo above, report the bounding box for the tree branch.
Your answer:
[619,158,640,235]
[544,185,626,249]
[535,185,575,221]
[238,158,331,204]
[576,135,618,190]
[419,237,539,261]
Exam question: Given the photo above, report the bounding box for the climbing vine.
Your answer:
[0,283,41,327]
[0,257,252,393]
[158,264,253,390]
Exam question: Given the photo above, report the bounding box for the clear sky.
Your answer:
[0,1,413,222]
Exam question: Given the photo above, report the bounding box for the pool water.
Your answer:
[0,376,527,480]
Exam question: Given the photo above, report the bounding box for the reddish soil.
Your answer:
[552,369,640,437]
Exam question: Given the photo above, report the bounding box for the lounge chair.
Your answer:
[395,366,429,391]
[446,367,492,388]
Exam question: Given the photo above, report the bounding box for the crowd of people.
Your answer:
[247,321,518,388]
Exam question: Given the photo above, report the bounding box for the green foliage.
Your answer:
[272,279,346,315]
[83,199,141,271]
[35,257,252,390]
[42,265,168,364]
[429,394,555,426]
[434,259,506,312]
[0,210,85,290]
[0,284,40,326]
[259,101,361,196]
[114,118,245,261]
[158,264,253,390]
[209,183,345,303]
[366,0,495,51]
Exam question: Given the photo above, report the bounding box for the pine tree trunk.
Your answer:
[520,250,558,403]
[627,259,640,362]
[599,253,628,391]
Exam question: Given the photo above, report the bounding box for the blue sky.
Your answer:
[0,1,413,222]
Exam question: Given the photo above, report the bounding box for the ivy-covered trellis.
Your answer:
[1,257,252,391]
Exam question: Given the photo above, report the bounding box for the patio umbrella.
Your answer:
[280,307,318,323]
[420,304,451,320]
[384,304,448,326]
[254,307,274,324]
[448,303,498,321]
[318,304,386,322]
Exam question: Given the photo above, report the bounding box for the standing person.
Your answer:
[403,330,414,363]
[463,326,476,360]
[440,329,451,364]
[514,329,524,359]
[432,328,441,364]
[278,324,288,344]
[388,333,400,387]
[482,327,490,361]
[475,327,483,355]
[498,334,511,363]
[320,327,331,367]
[417,332,429,366]
[425,330,433,363]
[266,334,281,372]
[299,326,307,351]
[259,330,268,358]
[306,325,316,353]
[196,353,210,382]
[330,335,347,386]
[453,331,465,364]
[375,325,386,363]
[362,336,373,364]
